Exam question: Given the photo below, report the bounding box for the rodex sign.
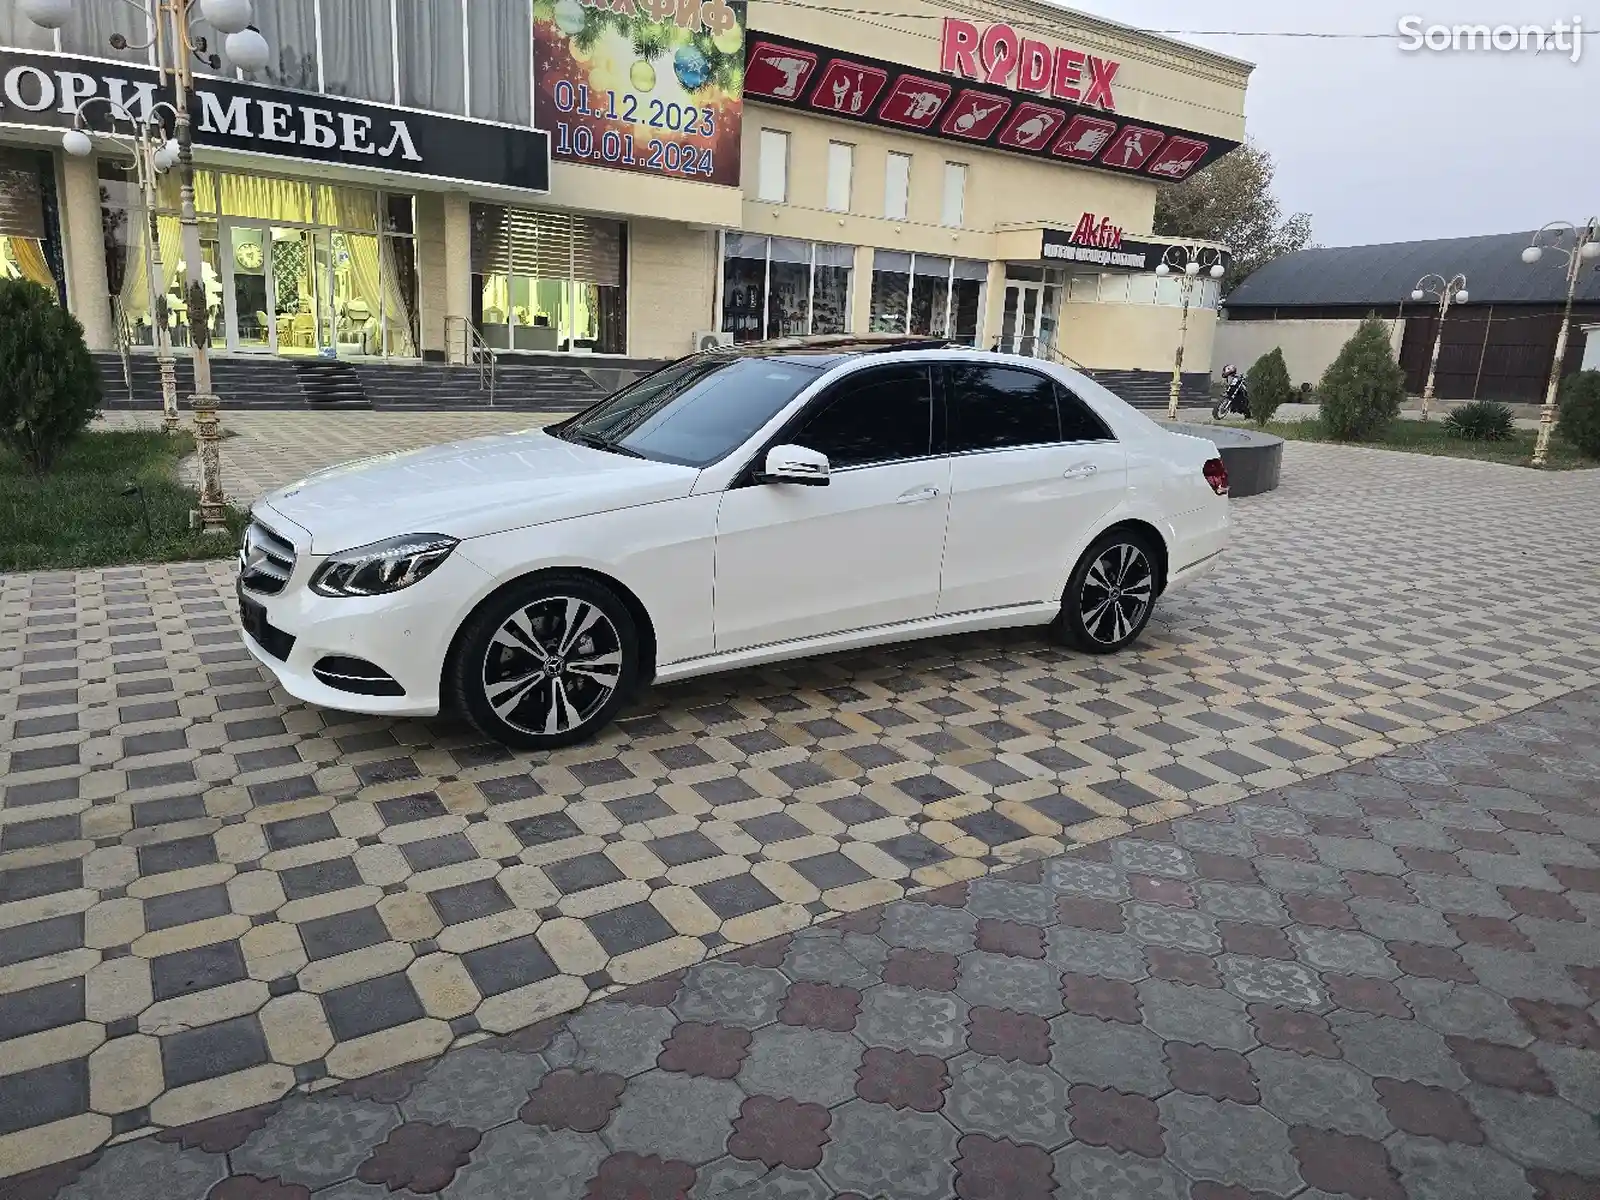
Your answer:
[940,19,1119,111]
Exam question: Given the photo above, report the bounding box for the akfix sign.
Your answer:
[939,19,1119,111]
[1040,219,1232,274]
[1070,213,1124,250]
[0,49,550,192]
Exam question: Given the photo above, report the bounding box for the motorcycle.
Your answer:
[1213,372,1250,421]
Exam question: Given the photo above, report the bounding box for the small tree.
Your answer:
[1246,347,1293,426]
[0,279,101,473]
[1557,370,1600,459]
[1317,316,1405,441]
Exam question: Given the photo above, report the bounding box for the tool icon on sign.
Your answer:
[878,76,952,129]
[808,61,888,117]
[1052,115,1118,161]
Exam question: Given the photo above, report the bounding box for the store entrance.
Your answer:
[223,223,330,355]
[999,282,1059,357]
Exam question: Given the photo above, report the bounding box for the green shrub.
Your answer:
[1317,316,1405,441]
[0,279,101,474]
[1557,370,1600,458]
[1246,347,1293,426]
[1443,400,1515,441]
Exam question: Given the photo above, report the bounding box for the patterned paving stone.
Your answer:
[1159,1091,1303,1196]
[7,440,1600,1188]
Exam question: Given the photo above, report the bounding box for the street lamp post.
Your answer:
[1156,244,1227,420]
[1408,273,1469,421]
[23,0,270,534]
[1522,218,1600,467]
[66,99,184,434]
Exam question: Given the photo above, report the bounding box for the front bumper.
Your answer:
[236,531,494,718]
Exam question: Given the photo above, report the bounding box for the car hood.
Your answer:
[256,428,700,552]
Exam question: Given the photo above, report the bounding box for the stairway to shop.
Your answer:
[95,352,609,414]
[1092,369,1213,410]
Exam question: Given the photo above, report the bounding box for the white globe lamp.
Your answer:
[225,26,270,71]
[1410,289,1425,302]
[1522,246,1543,265]
[1185,261,1200,277]
[62,128,93,157]
[1155,263,1171,277]
[20,0,74,30]
[1581,241,1600,261]
[1455,289,1469,304]
[200,0,253,35]
[1209,264,1225,279]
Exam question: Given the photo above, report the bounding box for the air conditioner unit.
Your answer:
[693,330,733,352]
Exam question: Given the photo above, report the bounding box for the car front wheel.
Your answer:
[1058,531,1159,654]
[450,575,639,750]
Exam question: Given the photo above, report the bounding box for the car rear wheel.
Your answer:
[450,575,639,749]
[1057,531,1159,654]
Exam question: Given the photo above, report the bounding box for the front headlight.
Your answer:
[309,534,458,598]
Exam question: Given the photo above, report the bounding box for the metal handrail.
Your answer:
[1032,338,1096,375]
[110,298,135,403]
[446,315,498,408]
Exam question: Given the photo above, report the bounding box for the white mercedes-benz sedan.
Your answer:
[236,341,1229,748]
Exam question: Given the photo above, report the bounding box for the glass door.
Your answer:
[1001,283,1043,355]
[225,225,273,352]
[269,227,327,356]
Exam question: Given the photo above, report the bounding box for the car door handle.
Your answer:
[896,486,941,504]
[1062,463,1098,480]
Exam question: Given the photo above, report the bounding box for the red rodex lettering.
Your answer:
[980,23,1020,86]
[940,18,981,78]
[1017,39,1052,92]
[1084,56,1119,110]
[1051,47,1085,102]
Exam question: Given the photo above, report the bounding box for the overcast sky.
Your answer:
[1078,1,1596,246]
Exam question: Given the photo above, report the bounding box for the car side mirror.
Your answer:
[759,444,830,486]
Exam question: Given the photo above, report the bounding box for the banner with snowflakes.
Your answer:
[533,0,746,187]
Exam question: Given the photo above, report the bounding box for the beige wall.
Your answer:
[1213,317,1405,388]
[1057,301,1219,375]
[414,192,448,359]
[627,221,719,359]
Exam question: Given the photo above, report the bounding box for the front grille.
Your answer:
[313,656,406,697]
[239,521,296,595]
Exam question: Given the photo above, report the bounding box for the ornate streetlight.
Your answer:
[1408,274,1468,421]
[1155,243,1227,420]
[24,0,271,533]
[66,98,183,434]
[1522,219,1600,467]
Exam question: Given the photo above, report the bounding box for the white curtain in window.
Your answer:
[322,0,395,102]
[469,0,531,124]
[61,0,151,63]
[399,0,466,115]
[245,0,319,90]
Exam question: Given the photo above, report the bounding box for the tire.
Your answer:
[1057,530,1160,654]
[448,574,640,750]
[1212,399,1228,420]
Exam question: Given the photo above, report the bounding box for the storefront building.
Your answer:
[0,0,1247,382]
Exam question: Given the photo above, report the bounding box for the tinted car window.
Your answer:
[790,365,934,468]
[947,365,1060,452]
[556,357,821,467]
[1057,385,1115,442]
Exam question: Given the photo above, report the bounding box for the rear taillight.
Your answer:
[1203,457,1229,496]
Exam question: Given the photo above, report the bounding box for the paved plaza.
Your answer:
[3,414,1600,1191]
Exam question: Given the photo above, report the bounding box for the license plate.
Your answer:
[237,583,267,643]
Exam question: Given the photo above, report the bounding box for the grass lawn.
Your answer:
[1237,416,1600,470]
[0,430,246,572]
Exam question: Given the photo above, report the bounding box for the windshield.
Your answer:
[554,357,822,467]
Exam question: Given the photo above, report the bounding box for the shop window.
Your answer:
[869,251,911,333]
[1126,274,1158,306]
[1097,274,1129,304]
[322,0,395,102]
[60,0,150,63]
[758,131,789,204]
[720,235,854,342]
[244,0,319,90]
[1068,274,1099,304]
[941,163,966,228]
[469,0,532,125]
[884,153,911,221]
[826,142,854,213]
[471,205,626,354]
[871,253,986,344]
[399,0,465,114]
[910,256,952,337]
[1155,275,1182,307]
